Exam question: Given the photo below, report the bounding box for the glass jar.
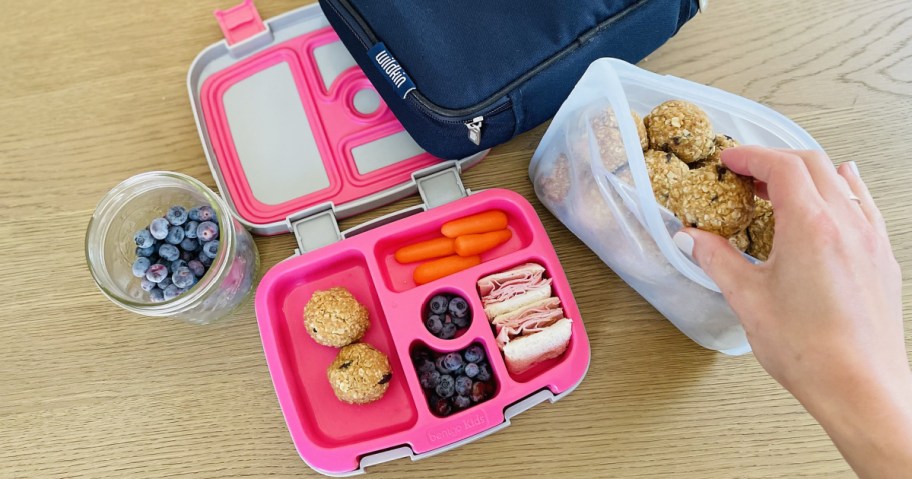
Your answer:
[85,171,259,324]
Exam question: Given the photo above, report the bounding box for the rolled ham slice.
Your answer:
[478,263,552,319]
[492,297,564,349]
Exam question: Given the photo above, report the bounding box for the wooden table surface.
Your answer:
[2,0,910,477]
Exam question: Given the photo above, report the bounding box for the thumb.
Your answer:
[673,228,755,293]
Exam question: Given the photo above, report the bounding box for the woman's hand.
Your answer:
[674,146,912,478]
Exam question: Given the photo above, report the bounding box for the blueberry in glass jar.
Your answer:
[149,218,170,240]
[165,205,188,226]
[131,257,151,278]
[134,229,154,248]
[197,221,219,242]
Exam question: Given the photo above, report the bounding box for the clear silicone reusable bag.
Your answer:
[529,59,822,355]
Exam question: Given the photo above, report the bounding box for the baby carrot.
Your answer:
[413,255,481,285]
[454,229,512,257]
[395,237,455,263]
[441,210,508,238]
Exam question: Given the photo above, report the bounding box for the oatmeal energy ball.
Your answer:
[669,163,755,237]
[645,100,716,163]
[747,198,775,261]
[590,107,627,172]
[327,343,392,404]
[304,287,369,347]
[694,134,739,169]
[632,110,648,151]
[728,228,750,252]
[644,149,689,210]
[537,154,571,205]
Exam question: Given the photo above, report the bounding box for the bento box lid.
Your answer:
[187,0,487,251]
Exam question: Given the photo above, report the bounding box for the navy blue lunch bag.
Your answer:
[320,0,701,159]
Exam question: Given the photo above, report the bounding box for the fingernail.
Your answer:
[847,161,860,177]
[673,231,695,256]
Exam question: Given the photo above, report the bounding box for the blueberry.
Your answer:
[475,363,492,382]
[158,243,180,262]
[455,375,472,396]
[197,221,219,242]
[157,275,172,289]
[435,356,449,374]
[435,374,455,398]
[131,257,151,278]
[448,297,469,318]
[180,250,194,262]
[201,240,219,259]
[412,348,432,363]
[180,237,199,252]
[198,252,213,267]
[463,345,485,363]
[187,207,201,222]
[439,323,457,339]
[464,362,479,378]
[453,395,471,409]
[170,259,187,272]
[136,245,155,257]
[172,266,196,289]
[425,315,443,334]
[165,225,185,245]
[145,263,169,283]
[196,205,216,222]
[134,229,154,248]
[149,218,170,240]
[452,314,470,329]
[419,370,440,389]
[149,288,165,302]
[140,277,157,292]
[162,284,182,301]
[432,397,452,417]
[442,352,463,371]
[470,381,489,402]
[187,259,206,278]
[417,358,436,373]
[428,295,449,315]
[165,206,188,226]
[183,220,199,239]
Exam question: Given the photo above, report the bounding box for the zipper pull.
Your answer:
[466,116,483,146]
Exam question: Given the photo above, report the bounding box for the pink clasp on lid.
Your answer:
[214,0,266,45]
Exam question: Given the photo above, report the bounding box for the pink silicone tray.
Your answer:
[200,25,441,227]
[255,188,591,475]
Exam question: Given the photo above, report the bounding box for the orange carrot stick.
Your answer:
[454,229,512,257]
[413,255,481,285]
[441,210,508,238]
[395,237,455,264]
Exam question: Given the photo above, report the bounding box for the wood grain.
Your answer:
[0,0,909,477]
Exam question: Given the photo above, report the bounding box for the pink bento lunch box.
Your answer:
[187,1,591,475]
